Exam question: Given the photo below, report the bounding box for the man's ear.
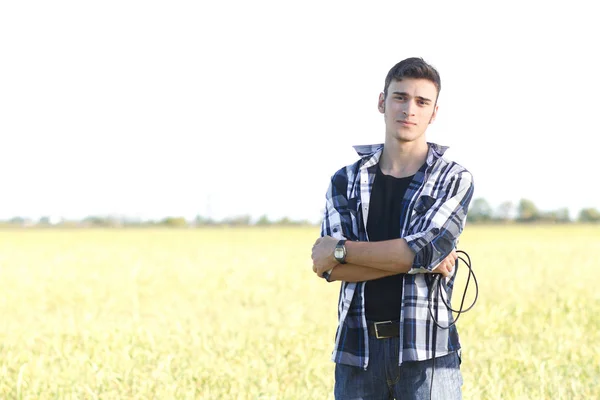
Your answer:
[429,104,439,124]
[378,92,385,114]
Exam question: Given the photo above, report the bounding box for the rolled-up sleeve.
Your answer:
[403,171,474,274]
[319,177,347,282]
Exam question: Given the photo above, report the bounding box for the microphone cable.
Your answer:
[427,250,478,400]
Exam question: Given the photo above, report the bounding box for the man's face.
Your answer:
[378,78,439,144]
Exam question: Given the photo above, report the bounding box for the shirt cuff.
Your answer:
[404,228,443,274]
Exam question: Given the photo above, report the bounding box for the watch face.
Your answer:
[334,247,343,259]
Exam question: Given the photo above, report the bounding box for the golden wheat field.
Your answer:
[0,225,598,399]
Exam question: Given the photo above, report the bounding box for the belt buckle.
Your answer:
[374,320,393,339]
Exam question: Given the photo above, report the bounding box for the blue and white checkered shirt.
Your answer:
[320,142,474,369]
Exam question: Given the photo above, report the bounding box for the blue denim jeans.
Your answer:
[334,336,463,400]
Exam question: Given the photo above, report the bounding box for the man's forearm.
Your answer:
[344,239,415,273]
[328,263,400,282]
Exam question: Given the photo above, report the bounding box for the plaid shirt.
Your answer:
[320,142,474,369]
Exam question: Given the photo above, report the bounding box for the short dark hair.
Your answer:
[383,57,441,101]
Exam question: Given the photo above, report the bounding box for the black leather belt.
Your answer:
[367,320,400,339]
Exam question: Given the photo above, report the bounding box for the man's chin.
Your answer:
[385,127,426,143]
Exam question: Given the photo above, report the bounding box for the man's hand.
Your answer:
[311,236,339,277]
[430,249,458,278]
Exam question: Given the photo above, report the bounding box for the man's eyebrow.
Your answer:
[391,92,433,103]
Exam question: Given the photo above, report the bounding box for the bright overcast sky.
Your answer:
[1,0,598,222]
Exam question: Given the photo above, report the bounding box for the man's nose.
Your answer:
[403,101,416,117]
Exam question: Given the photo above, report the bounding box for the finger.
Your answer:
[440,256,448,266]
[441,264,450,277]
[449,261,457,275]
[451,255,458,266]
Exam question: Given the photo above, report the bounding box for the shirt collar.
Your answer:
[352,142,449,168]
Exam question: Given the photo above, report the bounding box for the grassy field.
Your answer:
[0,225,598,399]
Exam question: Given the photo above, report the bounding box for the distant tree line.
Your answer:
[467,198,600,224]
[1,198,599,228]
[0,214,317,228]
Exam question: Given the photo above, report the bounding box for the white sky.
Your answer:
[1,0,598,222]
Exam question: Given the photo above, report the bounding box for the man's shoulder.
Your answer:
[434,155,474,186]
[329,158,363,185]
[437,155,471,173]
[329,143,383,181]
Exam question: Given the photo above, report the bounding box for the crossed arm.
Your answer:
[313,170,473,283]
[311,237,458,282]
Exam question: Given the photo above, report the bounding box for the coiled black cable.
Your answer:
[428,250,478,400]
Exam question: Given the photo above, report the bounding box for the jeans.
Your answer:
[334,336,463,400]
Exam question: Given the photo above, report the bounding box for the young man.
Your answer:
[311,57,474,399]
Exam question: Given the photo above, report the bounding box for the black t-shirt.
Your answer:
[364,165,414,322]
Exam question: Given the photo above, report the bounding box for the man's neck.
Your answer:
[379,139,428,178]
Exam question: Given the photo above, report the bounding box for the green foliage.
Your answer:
[277,216,292,225]
[2,199,598,228]
[255,214,271,226]
[160,217,188,227]
[38,216,51,225]
[539,208,571,223]
[517,198,540,222]
[8,216,26,225]
[82,216,118,227]
[222,215,252,226]
[194,215,215,225]
[578,208,600,222]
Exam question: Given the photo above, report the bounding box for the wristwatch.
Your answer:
[334,239,347,264]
